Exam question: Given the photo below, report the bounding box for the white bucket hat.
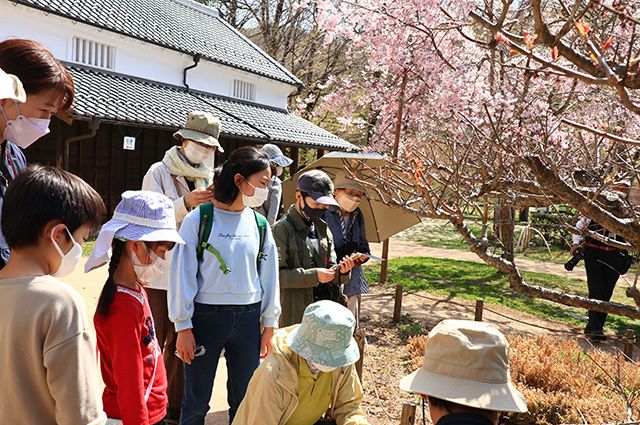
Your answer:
[287,300,360,368]
[399,319,527,413]
[85,190,185,273]
[0,68,26,103]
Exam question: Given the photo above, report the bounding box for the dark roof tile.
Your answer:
[14,0,301,85]
[67,65,354,151]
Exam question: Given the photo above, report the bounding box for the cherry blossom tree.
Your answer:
[301,0,640,319]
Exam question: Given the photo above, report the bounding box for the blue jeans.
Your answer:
[180,302,261,425]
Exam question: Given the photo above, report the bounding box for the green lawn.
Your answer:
[365,256,640,336]
[398,219,571,264]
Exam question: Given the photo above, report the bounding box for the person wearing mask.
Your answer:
[323,171,370,326]
[141,111,219,423]
[0,165,106,424]
[256,143,293,225]
[273,169,355,327]
[0,38,75,269]
[400,320,527,425]
[169,146,281,424]
[232,300,369,425]
[570,179,631,341]
[86,191,185,425]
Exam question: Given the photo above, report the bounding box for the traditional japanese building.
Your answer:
[0,0,354,211]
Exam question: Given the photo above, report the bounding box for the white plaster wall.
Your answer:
[0,1,296,109]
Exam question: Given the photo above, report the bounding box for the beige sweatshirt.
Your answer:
[0,275,106,425]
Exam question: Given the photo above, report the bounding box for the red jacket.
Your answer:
[95,283,168,425]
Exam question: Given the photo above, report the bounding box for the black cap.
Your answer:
[296,170,340,207]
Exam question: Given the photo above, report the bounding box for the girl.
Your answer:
[0,38,75,268]
[85,190,185,425]
[169,146,281,425]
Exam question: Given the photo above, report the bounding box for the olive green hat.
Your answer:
[174,111,223,152]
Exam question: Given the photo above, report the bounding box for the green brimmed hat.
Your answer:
[287,300,359,368]
[174,111,223,152]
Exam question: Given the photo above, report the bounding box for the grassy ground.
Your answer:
[365,256,640,336]
[398,218,571,264]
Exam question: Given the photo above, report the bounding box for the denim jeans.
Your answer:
[180,302,261,425]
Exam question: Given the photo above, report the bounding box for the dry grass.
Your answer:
[406,334,640,424]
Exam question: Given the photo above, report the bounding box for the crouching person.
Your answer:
[232,300,368,425]
[400,320,527,425]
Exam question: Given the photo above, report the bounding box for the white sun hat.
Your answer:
[0,68,26,103]
[399,319,527,413]
[85,190,185,273]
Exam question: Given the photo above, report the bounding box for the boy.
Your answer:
[0,165,107,425]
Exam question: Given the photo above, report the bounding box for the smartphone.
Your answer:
[330,252,365,271]
[174,344,206,361]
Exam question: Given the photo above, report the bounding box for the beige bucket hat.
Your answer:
[333,170,366,193]
[174,111,223,152]
[400,319,527,412]
[0,68,26,103]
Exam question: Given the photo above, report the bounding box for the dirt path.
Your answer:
[368,238,587,281]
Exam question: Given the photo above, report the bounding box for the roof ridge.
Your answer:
[214,16,302,87]
[168,0,223,18]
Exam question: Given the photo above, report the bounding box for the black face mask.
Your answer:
[299,196,325,221]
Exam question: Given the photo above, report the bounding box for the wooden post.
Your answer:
[290,146,299,174]
[474,300,484,322]
[400,401,416,425]
[354,329,366,383]
[393,284,403,323]
[380,239,390,283]
[316,148,325,159]
[624,329,635,361]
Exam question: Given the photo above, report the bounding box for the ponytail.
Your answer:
[96,239,125,317]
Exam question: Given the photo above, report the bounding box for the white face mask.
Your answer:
[132,244,165,283]
[275,165,284,177]
[242,178,269,208]
[51,225,82,277]
[1,103,50,149]
[184,141,213,164]
[336,193,361,213]
[306,359,337,374]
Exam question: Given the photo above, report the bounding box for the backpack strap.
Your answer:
[254,211,268,271]
[197,203,231,275]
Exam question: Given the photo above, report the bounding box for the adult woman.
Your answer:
[323,171,370,327]
[169,146,281,425]
[141,111,218,423]
[0,38,75,268]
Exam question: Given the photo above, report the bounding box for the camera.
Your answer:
[564,249,584,271]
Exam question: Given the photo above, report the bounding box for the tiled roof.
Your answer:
[13,0,301,86]
[66,65,355,151]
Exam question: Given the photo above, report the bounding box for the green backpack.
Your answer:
[195,202,268,275]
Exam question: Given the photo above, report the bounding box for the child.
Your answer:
[85,191,185,425]
[0,165,106,424]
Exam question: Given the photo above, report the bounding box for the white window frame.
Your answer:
[71,37,116,70]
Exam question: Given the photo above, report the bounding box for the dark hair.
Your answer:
[96,238,125,317]
[2,165,106,249]
[0,39,75,112]
[427,396,453,410]
[213,146,270,205]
